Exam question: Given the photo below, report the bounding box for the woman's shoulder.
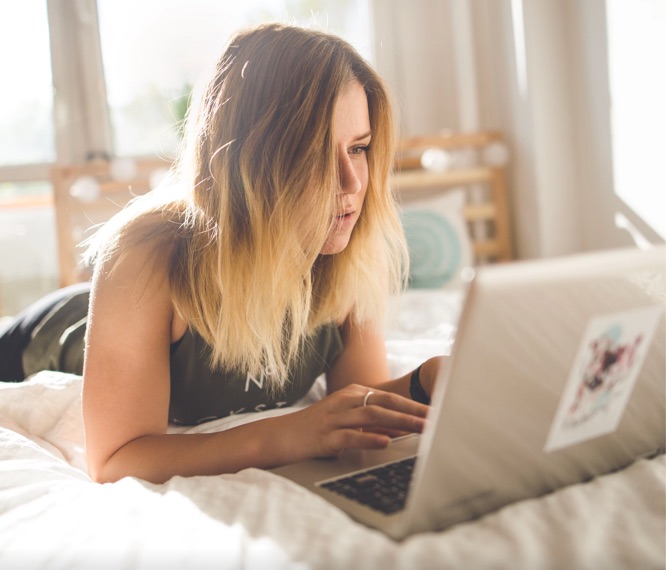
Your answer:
[89,237,187,344]
[91,197,198,342]
[92,236,172,308]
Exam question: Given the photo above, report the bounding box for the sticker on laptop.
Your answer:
[544,306,663,453]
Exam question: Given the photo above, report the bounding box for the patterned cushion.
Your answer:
[401,189,473,289]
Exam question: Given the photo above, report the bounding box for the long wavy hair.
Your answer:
[86,23,408,389]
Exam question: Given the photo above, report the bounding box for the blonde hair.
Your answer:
[87,23,408,389]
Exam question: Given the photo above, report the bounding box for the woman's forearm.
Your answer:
[91,382,430,485]
[377,356,446,401]
[92,416,287,484]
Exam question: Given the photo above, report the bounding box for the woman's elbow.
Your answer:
[85,444,130,483]
[86,455,119,483]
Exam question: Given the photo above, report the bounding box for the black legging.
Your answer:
[0,282,91,381]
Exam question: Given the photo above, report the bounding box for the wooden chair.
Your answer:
[51,158,172,287]
[392,131,514,263]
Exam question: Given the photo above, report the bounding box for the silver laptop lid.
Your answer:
[404,246,666,535]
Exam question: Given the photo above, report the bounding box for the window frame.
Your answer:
[0,0,112,195]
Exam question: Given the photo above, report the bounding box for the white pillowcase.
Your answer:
[400,189,473,289]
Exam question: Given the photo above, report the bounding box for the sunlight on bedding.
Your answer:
[0,290,664,568]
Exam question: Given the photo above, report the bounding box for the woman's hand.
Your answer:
[266,384,429,463]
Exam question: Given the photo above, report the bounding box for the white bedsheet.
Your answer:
[0,291,664,569]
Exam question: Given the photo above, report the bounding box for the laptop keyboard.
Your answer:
[317,456,416,515]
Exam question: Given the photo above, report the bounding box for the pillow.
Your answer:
[400,189,473,289]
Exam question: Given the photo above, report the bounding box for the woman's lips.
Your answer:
[335,211,356,228]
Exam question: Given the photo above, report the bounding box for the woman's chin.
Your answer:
[319,233,352,256]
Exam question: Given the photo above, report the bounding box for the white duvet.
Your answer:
[0,291,664,569]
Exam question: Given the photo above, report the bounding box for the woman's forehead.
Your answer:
[333,81,371,142]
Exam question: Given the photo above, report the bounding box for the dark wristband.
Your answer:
[409,364,431,405]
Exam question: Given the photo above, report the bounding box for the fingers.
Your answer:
[325,385,428,434]
[362,427,410,438]
[326,429,392,454]
[360,389,429,419]
[308,385,429,457]
[339,404,427,434]
[332,384,429,417]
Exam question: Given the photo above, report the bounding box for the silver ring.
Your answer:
[363,390,374,407]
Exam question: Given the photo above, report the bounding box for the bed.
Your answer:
[1,134,663,568]
[0,287,664,569]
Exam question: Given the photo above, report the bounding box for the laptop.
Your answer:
[271,246,666,540]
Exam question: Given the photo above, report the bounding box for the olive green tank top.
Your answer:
[23,289,343,426]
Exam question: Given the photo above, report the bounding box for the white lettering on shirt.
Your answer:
[244,366,276,392]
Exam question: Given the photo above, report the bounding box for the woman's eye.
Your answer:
[349,145,369,156]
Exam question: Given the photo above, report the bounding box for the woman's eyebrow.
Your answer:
[352,131,372,142]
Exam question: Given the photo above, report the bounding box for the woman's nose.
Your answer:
[339,153,362,195]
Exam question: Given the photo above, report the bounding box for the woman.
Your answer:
[0,23,442,483]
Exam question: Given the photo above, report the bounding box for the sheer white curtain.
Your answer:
[373,0,664,259]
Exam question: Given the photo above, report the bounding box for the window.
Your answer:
[0,0,372,314]
[0,2,56,314]
[0,182,57,314]
[0,2,55,167]
[97,0,373,157]
[606,0,666,239]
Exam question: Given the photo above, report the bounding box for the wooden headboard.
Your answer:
[392,131,513,263]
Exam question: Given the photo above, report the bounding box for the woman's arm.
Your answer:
[83,247,428,484]
[327,316,445,401]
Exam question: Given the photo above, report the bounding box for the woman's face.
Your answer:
[320,80,371,255]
